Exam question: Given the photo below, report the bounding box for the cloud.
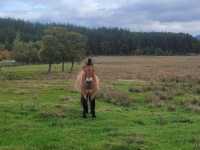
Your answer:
[0,0,200,34]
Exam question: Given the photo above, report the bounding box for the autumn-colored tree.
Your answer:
[0,50,11,61]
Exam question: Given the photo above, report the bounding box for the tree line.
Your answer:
[0,17,200,57]
[12,27,86,73]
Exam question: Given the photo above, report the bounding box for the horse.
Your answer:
[75,59,99,118]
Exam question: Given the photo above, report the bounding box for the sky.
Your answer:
[0,0,200,35]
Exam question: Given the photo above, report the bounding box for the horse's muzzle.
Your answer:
[85,81,93,89]
[85,77,93,90]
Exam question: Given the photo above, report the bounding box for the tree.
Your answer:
[13,33,40,64]
[0,43,5,50]
[44,27,69,72]
[27,41,41,63]
[0,17,200,56]
[44,27,87,72]
[66,32,87,72]
[13,33,29,63]
[40,35,61,73]
[192,40,200,53]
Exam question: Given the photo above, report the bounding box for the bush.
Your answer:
[97,87,132,107]
[128,87,143,93]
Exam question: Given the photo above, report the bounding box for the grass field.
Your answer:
[0,56,200,150]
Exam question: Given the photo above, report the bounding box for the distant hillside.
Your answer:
[0,17,200,55]
[195,35,200,40]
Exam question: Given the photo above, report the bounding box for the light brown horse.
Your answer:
[75,58,99,118]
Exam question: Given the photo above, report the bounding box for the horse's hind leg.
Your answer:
[90,97,96,118]
[81,95,88,118]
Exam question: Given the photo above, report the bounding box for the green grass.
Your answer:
[0,64,200,150]
[0,63,79,80]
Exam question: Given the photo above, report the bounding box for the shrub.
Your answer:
[128,87,143,93]
[97,87,132,107]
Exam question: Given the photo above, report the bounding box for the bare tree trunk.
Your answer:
[48,63,52,73]
[70,59,74,72]
[62,61,64,72]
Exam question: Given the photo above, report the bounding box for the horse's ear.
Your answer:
[86,58,93,66]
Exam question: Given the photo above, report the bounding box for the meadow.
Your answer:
[0,56,200,150]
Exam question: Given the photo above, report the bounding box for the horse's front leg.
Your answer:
[90,96,96,118]
[81,95,88,118]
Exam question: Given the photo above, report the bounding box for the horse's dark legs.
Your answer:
[90,97,96,118]
[81,95,88,118]
[81,95,96,118]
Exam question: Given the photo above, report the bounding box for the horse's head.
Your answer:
[83,66,95,90]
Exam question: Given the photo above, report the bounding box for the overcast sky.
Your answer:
[0,0,200,35]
